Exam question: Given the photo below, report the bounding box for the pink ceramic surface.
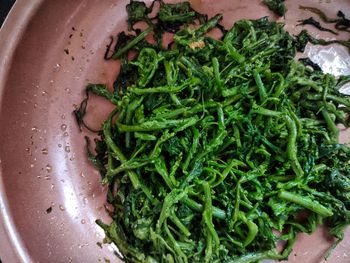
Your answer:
[0,0,349,262]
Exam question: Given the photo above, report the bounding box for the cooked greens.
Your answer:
[300,5,350,33]
[262,0,287,17]
[297,17,338,35]
[76,1,350,262]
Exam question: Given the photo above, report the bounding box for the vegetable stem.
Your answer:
[279,191,333,217]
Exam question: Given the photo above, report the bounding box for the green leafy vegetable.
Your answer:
[295,29,350,53]
[262,0,287,17]
[76,1,350,262]
[297,17,338,35]
[300,6,350,33]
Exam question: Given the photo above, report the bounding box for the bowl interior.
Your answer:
[0,0,350,262]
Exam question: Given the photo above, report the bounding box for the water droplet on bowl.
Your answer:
[31,126,39,132]
[61,124,67,131]
[65,146,71,153]
[46,164,52,173]
[42,148,48,154]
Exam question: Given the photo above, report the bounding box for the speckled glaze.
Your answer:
[0,0,349,262]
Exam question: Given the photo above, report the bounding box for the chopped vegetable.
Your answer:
[300,6,350,33]
[262,0,287,17]
[297,17,338,35]
[295,29,350,52]
[76,1,350,262]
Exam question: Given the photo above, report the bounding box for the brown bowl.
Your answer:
[0,0,349,262]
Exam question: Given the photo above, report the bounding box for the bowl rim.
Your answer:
[0,1,44,262]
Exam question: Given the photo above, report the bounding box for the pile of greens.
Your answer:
[76,1,350,262]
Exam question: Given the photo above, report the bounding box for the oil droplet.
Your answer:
[80,172,85,178]
[31,126,39,132]
[63,132,69,137]
[34,103,38,108]
[65,146,71,153]
[51,184,55,190]
[61,114,66,119]
[42,90,48,96]
[42,148,48,155]
[81,219,86,224]
[65,88,71,94]
[46,164,52,173]
[59,205,65,211]
[30,164,35,168]
[61,124,67,131]
[45,174,51,180]
[58,144,62,148]
[78,243,89,249]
